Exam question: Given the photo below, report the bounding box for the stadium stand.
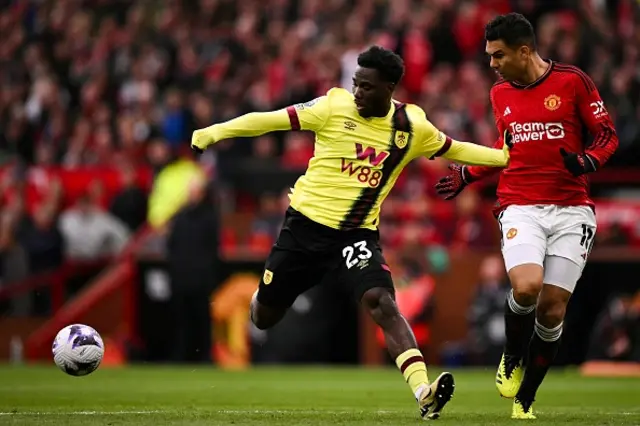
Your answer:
[0,0,638,367]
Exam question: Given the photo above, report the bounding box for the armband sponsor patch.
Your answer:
[294,97,321,110]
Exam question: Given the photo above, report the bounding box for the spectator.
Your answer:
[0,195,30,315]
[251,192,284,243]
[110,166,148,232]
[465,254,511,365]
[167,176,219,363]
[20,203,64,274]
[587,291,640,362]
[447,189,496,250]
[59,193,130,260]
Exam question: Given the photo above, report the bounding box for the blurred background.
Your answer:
[0,0,639,374]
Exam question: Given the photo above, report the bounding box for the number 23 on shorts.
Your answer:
[342,240,373,269]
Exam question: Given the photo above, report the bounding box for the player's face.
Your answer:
[486,40,530,82]
[352,67,394,118]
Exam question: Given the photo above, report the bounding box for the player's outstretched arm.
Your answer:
[191,94,331,153]
[434,130,512,200]
[191,110,292,153]
[441,131,512,167]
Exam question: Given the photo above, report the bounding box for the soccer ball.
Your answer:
[52,324,104,376]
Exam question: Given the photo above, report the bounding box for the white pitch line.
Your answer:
[0,409,400,416]
[0,410,163,416]
[218,410,399,415]
[3,410,635,417]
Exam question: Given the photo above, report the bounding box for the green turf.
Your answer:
[0,365,638,425]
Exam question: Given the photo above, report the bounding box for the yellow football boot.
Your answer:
[496,353,524,398]
[512,398,536,419]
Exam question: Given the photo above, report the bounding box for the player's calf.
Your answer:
[249,290,287,330]
[506,263,543,352]
[503,263,542,360]
[515,284,570,409]
[360,287,455,418]
[497,263,541,398]
[360,287,416,359]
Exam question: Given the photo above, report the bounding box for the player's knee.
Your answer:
[536,298,566,328]
[250,290,285,330]
[536,284,571,328]
[510,269,543,306]
[361,287,399,326]
[512,283,541,306]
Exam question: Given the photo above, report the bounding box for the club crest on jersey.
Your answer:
[506,228,518,240]
[263,269,273,285]
[544,94,561,111]
[394,131,409,149]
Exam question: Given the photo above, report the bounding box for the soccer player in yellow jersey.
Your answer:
[192,46,510,419]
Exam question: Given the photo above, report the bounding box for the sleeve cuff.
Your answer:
[461,166,472,184]
[584,153,599,171]
[429,135,453,160]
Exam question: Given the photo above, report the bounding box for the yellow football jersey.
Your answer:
[286,88,450,230]
[192,87,509,231]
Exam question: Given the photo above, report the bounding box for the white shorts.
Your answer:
[498,205,597,292]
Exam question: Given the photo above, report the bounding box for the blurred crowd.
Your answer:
[1,0,639,287]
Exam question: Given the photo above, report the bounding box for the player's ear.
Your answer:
[387,82,396,95]
[519,45,531,59]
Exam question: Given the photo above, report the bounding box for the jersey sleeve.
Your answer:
[191,94,332,151]
[412,108,452,159]
[415,110,509,167]
[192,109,292,150]
[465,87,506,182]
[574,72,618,167]
[285,94,331,132]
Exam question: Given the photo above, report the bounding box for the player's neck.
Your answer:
[519,55,549,85]
[369,104,391,118]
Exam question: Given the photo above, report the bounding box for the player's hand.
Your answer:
[503,129,514,149]
[191,128,214,154]
[435,164,471,200]
[559,148,598,177]
[501,130,513,164]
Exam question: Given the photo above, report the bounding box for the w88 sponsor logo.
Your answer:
[509,122,565,143]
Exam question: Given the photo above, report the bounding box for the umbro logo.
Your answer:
[344,121,357,130]
[504,106,511,116]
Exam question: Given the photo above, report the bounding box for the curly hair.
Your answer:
[357,46,405,85]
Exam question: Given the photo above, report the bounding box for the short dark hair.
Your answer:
[357,46,405,85]
[485,13,536,50]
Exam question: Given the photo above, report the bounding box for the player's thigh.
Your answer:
[543,255,581,295]
[257,241,329,311]
[546,206,597,273]
[498,206,547,272]
[337,236,394,304]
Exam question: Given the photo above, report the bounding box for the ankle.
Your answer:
[415,384,429,400]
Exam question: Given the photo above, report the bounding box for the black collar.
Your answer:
[509,60,554,90]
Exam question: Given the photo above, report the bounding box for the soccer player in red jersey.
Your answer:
[435,13,618,419]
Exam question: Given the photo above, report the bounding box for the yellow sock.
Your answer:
[395,348,429,396]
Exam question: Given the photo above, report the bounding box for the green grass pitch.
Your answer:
[0,365,638,425]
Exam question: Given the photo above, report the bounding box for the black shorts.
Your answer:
[257,207,394,309]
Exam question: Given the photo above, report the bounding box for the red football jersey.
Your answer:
[466,61,618,213]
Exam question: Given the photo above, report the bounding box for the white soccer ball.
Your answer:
[52,324,104,376]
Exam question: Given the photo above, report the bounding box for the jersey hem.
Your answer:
[493,199,596,217]
[289,202,378,232]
